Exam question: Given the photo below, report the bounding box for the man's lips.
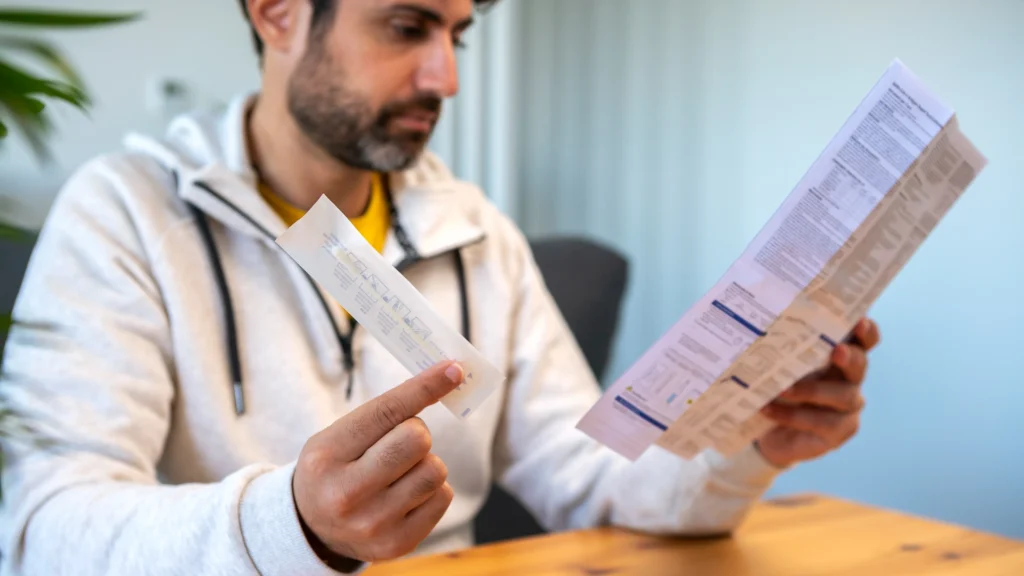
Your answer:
[391,111,438,132]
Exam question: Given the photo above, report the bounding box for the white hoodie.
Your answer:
[0,94,781,576]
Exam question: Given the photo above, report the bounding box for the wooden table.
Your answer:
[366,494,1024,575]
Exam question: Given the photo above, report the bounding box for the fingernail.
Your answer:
[860,319,873,337]
[445,363,464,384]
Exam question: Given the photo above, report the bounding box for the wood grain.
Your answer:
[366,494,1024,575]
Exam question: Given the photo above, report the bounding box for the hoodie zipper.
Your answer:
[190,180,483,412]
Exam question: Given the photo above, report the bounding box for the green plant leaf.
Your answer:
[0,37,85,90]
[0,59,88,110]
[0,118,6,138]
[0,313,10,334]
[0,55,87,161]
[0,85,56,160]
[21,96,45,115]
[0,10,140,28]
[0,97,52,161]
[0,222,30,240]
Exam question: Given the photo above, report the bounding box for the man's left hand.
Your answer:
[755,318,881,468]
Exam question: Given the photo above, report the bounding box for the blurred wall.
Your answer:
[0,0,520,226]
[517,0,1024,539]
[0,0,260,228]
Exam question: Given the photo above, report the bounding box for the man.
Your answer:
[0,0,880,574]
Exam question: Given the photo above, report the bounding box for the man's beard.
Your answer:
[287,41,441,172]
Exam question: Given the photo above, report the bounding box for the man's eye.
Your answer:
[392,20,427,41]
[453,35,467,49]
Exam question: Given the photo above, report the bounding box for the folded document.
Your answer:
[576,59,988,461]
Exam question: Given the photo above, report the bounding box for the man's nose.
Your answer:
[415,40,459,98]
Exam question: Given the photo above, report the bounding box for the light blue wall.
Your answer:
[516,0,1024,539]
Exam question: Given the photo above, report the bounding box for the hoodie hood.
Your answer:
[122,91,486,263]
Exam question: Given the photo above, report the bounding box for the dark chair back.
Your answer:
[0,230,36,358]
[473,236,629,545]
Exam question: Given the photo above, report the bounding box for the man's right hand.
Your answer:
[293,361,465,564]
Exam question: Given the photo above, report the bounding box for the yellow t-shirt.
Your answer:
[260,173,391,317]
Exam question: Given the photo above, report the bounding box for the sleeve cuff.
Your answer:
[239,463,369,576]
[704,443,786,491]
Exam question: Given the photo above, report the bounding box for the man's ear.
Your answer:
[246,0,310,56]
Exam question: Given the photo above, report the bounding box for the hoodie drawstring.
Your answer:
[188,203,246,415]
[186,178,472,417]
[453,250,471,343]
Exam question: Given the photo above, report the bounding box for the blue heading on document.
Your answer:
[614,396,668,431]
[712,300,767,337]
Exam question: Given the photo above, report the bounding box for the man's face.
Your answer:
[287,0,473,172]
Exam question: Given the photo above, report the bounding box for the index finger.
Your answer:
[330,361,464,462]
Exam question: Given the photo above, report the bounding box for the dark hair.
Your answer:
[237,0,500,58]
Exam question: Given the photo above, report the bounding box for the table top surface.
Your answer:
[366,494,1024,576]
